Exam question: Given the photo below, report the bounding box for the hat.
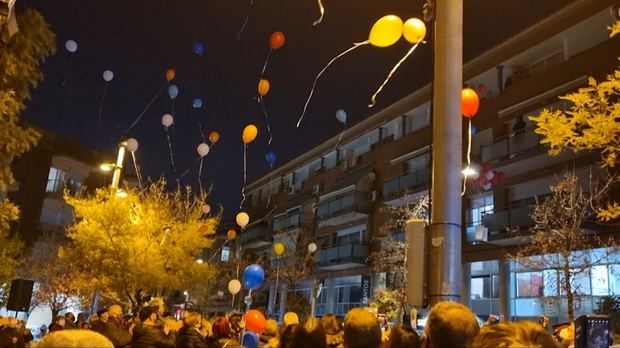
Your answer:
[97,308,108,317]
[283,312,299,326]
[139,306,158,322]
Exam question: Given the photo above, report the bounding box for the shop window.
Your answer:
[516,272,543,298]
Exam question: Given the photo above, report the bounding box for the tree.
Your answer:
[0,9,55,306]
[61,181,219,308]
[530,21,620,220]
[508,173,619,321]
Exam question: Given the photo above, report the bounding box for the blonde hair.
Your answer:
[425,302,479,348]
[471,321,560,348]
[264,319,278,336]
[37,330,114,348]
[283,312,299,326]
[183,312,202,328]
[200,318,212,337]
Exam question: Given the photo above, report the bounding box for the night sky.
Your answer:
[20,0,571,216]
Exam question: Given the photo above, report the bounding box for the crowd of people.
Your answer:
[0,299,607,348]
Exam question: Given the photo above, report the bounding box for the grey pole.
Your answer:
[428,0,463,305]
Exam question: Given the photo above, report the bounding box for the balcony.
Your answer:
[317,193,371,227]
[272,214,300,234]
[239,224,272,248]
[316,242,369,271]
[382,167,430,197]
[466,205,534,243]
[481,129,543,164]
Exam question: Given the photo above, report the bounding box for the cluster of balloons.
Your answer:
[474,163,506,191]
[368,15,426,47]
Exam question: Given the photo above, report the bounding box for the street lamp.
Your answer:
[99,163,115,172]
[462,166,478,178]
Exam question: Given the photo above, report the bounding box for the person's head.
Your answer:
[423,302,479,348]
[279,323,298,348]
[108,305,122,318]
[228,312,243,336]
[283,312,299,327]
[343,308,381,348]
[97,308,109,322]
[65,312,75,323]
[89,314,99,323]
[471,321,560,348]
[264,319,278,337]
[200,318,212,338]
[37,329,114,348]
[138,306,158,324]
[76,313,86,322]
[321,313,341,335]
[148,297,165,316]
[212,316,232,339]
[378,314,388,326]
[54,315,66,327]
[387,325,420,348]
[183,312,202,330]
[289,317,326,348]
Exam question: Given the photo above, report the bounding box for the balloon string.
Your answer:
[59,56,73,90]
[194,109,206,142]
[236,0,255,41]
[267,166,273,206]
[130,151,143,190]
[126,82,167,134]
[313,0,325,26]
[178,157,201,180]
[97,82,108,125]
[185,57,202,89]
[273,262,280,305]
[297,41,369,127]
[260,49,273,79]
[198,157,204,193]
[240,144,247,209]
[462,118,472,196]
[165,128,177,172]
[171,98,175,117]
[369,42,420,108]
[259,96,273,145]
[335,120,346,151]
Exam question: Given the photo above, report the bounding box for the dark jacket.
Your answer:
[175,326,207,348]
[205,337,240,348]
[0,327,25,348]
[93,320,132,348]
[132,323,177,348]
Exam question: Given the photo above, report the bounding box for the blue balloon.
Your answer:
[241,331,259,348]
[266,151,276,166]
[168,84,179,99]
[193,98,203,108]
[243,264,264,290]
[193,42,205,56]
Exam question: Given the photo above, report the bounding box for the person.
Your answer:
[0,316,31,348]
[37,329,114,348]
[321,314,343,348]
[278,323,298,348]
[227,312,243,341]
[108,305,125,329]
[48,315,66,332]
[208,316,239,348]
[470,321,560,348]
[132,306,176,348]
[421,302,479,348]
[64,312,76,329]
[385,325,420,348]
[288,317,326,348]
[283,312,299,328]
[259,319,279,347]
[94,312,132,348]
[76,312,90,329]
[176,312,207,348]
[343,308,381,348]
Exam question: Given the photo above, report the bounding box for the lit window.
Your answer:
[591,265,609,296]
[221,246,230,262]
[46,167,66,193]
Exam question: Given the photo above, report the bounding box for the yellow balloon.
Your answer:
[369,15,403,48]
[273,242,285,256]
[258,79,270,96]
[236,212,249,228]
[242,124,258,144]
[403,18,426,44]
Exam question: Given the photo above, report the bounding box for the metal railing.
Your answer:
[317,193,370,220]
[481,128,542,163]
[316,242,369,265]
[382,167,430,196]
[466,205,534,243]
[272,214,300,232]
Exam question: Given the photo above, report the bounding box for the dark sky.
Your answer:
[20,0,571,215]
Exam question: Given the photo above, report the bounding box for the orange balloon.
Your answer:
[165,68,175,81]
[242,124,258,144]
[227,229,237,240]
[461,87,480,118]
[209,131,220,144]
[258,79,270,96]
[269,31,286,50]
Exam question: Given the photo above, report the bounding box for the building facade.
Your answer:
[231,0,620,324]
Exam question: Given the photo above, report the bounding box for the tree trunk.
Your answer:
[563,262,575,321]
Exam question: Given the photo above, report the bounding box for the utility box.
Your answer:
[405,219,426,307]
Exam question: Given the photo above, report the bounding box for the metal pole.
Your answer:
[111,142,127,189]
[428,0,463,305]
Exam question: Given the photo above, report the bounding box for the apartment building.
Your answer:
[233,0,620,323]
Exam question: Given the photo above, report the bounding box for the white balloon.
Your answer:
[308,243,317,253]
[125,138,139,152]
[197,143,210,157]
[65,40,78,53]
[483,182,492,190]
[236,212,249,228]
[228,279,241,295]
[336,109,347,124]
[485,170,495,181]
[202,204,211,214]
[471,171,480,180]
[103,70,114,82]
[162,114,174,127]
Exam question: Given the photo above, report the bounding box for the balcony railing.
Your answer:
[382,167,430,197]
[272,214,300,233]
[239,225,272,247]
[466,205,534,243]
[481,129,542,163]
[317,193,371,220]
[316,242,369,267]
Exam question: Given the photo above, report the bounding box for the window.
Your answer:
[337,226,365,245]
[591,265,609,296]
[221,246,230,262]
[468,193,494,226]
[516,272,543,298]
[46,167,66,193]
[543,269,558,297]
[471,276,490,299]
[609,265,620,295]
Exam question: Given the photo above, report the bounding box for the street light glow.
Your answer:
[462,166,478,177]
[115,189,128,198]
[196,258,204,264]
[99,163,114,172]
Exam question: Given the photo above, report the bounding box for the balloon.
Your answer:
[202,204,211,214]
[245,310,266,333]
[228,279,241,295]
[403,18,427,44]
[197,143,210,157]
[125,138,139,152]
[242,125,258,144]
[193,41,205,56]
[336,109,347,124]
[369,15,403,47]
[241,331,259,348]
[269,31,286,50]
[483,182,492,190]
[461,87,480,118]
[197,224,210,234]
[165,68,176,81]
[227,229,237,240]
[308,243,317,253]
[103,70,114,82]
[65,40,78,53]
[265,151,277,166]
[236,212,249,228]
[168,84,179,99]
[209,131,220,144]
[243,264,265,290]
[162,114,174,127]
[193,98,203,108]
[273,242,285,256]
[485,170,495,181]
[258,79,270,96]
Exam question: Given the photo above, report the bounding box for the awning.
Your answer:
[327,165,373,193]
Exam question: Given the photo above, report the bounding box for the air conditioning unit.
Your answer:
[369,190,378,202]
[313,184,323,194]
